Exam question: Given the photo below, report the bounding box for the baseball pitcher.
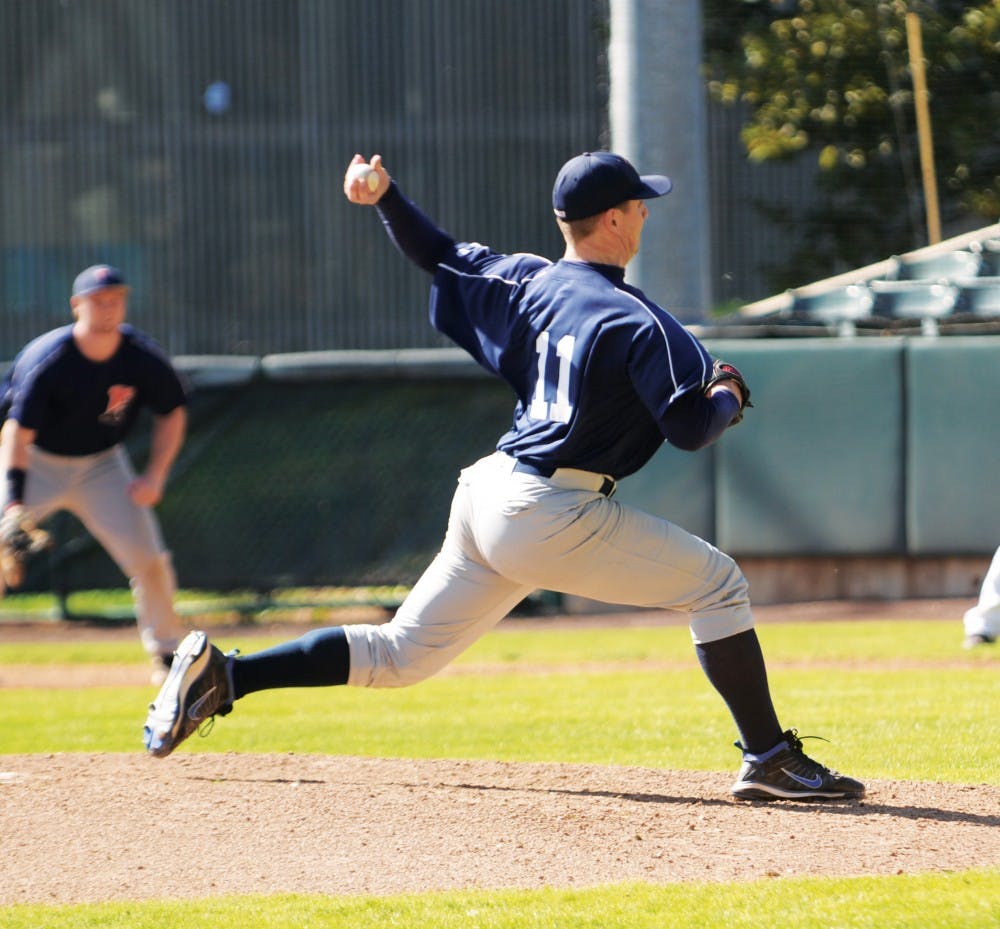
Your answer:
[144,153,863,802]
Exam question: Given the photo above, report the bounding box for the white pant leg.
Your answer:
[345,452,753,688]
[470,456,752,644]
[32,446,185,657]
[345,476,534,688]
[964,546,1000,638]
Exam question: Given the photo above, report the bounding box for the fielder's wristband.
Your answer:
[5,467,26,509]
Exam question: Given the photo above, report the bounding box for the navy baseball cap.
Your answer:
[72,264,128,297]
[552,151,672,221]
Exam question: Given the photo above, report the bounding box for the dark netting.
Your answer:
[25,376,516,598]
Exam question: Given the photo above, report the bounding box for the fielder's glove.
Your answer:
[0,505,51,592]
[705,359,753,425]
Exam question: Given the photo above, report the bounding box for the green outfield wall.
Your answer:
[20,338,1000,604]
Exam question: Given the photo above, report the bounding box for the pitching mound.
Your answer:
[2,752,998,904]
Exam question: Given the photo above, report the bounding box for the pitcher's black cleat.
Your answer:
[731,729,865,801]
[143,631,235,758]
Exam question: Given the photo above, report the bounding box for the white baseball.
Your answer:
[347,162,379,192]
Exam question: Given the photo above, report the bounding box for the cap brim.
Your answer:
[73,283,129,298]
[636,174,672,199]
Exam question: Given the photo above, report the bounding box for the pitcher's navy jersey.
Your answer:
[430,243,715,479]
[374,181,738,478]
[1,324,187,456]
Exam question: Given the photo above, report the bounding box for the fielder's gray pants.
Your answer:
[346,451,754,688]
[24,445,184,658]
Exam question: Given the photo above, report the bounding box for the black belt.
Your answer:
[512,460,617,498]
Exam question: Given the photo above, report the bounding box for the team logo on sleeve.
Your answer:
[99,385,136,425]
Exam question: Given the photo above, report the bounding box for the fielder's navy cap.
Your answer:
[72,264,127,297]
[552,151,672,221]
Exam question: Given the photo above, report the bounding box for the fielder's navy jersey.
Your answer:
[430,243,715,479]
[1,324,187,456]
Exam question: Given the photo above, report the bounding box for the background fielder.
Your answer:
[145,151,863,801]
[0,264,189,684]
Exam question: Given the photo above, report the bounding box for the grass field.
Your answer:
[1,616,998,927]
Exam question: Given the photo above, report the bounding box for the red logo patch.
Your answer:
[98,385,136,425]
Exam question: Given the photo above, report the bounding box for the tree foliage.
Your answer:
[705,0,1000,285]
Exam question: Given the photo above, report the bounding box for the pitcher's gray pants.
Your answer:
[346,452,753,688]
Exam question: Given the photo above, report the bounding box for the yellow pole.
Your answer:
[906,12,941,244]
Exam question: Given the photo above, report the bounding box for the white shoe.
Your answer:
[143,631,235,758]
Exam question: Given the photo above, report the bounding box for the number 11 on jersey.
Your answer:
[528,331,575,423]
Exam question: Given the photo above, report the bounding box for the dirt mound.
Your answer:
[2,753,997,904]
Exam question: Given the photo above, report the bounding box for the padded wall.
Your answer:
[707,339,906,555]
[906,337,1000,553]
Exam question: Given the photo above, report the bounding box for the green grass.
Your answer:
[0,586,409,624]
[2,617,997,927]
[0,616,992,665]
[1,665,995,782]
[3,872,998,929]
[1,621,997,783]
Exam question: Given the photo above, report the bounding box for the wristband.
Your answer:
[5,467,26,509]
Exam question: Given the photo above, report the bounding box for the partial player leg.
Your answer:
[234,479,533,693]
[466,456,862,799]
[963,546,1000,647]
[478,490,782,750]
[143,478,534,756]
[230,626,352,694]
[343,479,534,687]
[229,546,529,695]
[69,447,185,670]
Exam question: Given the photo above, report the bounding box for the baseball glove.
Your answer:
[0,505,51,593]
[705,359,753,425]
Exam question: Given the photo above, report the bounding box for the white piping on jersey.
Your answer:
[437,260,551,289]
[437,263,519,287]
[610,283,711,389]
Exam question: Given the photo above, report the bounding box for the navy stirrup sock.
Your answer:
[231,627,350,699]
[695,628,782,755]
